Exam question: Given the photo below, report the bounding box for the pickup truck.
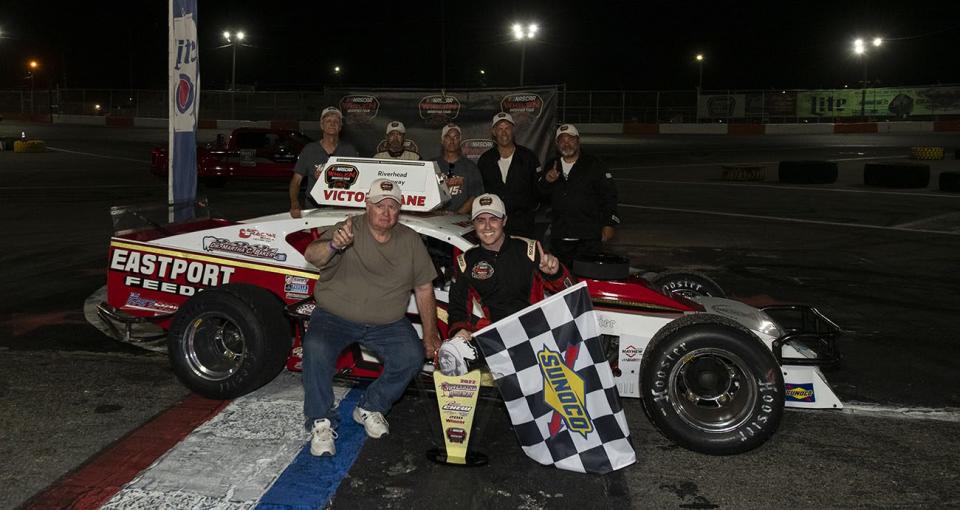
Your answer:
[150,127,313,186]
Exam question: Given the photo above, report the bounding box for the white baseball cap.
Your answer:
[471,193,506,220]
[321,106,342,120]
[441,123,462,139]
[556,123,580,139]
[386,121,406,135]
[366,178,403,204]
[491,112,515,128]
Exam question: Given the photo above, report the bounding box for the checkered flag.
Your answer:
[472,282,636,474]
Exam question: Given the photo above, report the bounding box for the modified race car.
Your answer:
[99,157,843,455]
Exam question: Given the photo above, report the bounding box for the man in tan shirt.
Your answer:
[301,178,440,456]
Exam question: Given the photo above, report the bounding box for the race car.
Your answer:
[98,157,843,456]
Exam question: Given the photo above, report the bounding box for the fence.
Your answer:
[2,85,959,123]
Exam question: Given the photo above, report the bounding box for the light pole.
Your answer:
[512,22,538,87]
[853,37,882,118]
[27,60,39,114]
[222,30,246,91]
[695,54,704,123]
[333,65,342,85]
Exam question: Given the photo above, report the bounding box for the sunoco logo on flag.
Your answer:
[472,282,636,474]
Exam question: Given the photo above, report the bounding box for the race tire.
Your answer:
[572,253,631,280]
[939,171,960,192]
[651,271,725,299]
[777,160,838,184]
[167,284,292,399]
[863,162,930,188]
[640,314,784,455]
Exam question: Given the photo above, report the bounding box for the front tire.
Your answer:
[168,284,291,399]
[640,314,784,455]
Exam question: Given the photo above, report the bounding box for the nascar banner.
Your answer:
[325,87,558,165]
[168,0,199,222]
[472,282,636,474]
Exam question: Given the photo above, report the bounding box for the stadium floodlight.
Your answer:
[512,22,539,86]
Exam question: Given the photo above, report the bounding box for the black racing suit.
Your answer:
[448,236,573,337]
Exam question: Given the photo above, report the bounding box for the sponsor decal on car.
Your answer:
[538,347,593,438]
[238,228,276,242]
[284,275,310,295]
[202,236,288,262]
[621,345,640,358]
[785,383,816,402]
[110,247,236,296]
[418,94,461,124]
[124,292,179,314]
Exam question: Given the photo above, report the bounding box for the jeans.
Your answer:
[302,307,423,430]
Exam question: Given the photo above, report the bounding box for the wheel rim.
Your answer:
[667,347,757,433]
[181,312,246,381]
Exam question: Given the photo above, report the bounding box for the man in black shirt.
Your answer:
[476,112,542,238]
[440,193,572,375]
[539,123,621,268]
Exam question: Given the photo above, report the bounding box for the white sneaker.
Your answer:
[352,406,389,438]
[309,418,337,456]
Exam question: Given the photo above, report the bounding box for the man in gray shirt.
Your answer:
[301,178,440,457]
[289,106,358,217]
[433,123,483,215]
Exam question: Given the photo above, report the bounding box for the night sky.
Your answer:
[2,1,959,92]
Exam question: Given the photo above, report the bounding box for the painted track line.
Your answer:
[46,146,150,164]
[610,154,907,171]
[840,402,960,423]
[616,178,960,199]
[620,204,960,236]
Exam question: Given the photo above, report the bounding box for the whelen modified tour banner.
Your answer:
[325,87,559,164]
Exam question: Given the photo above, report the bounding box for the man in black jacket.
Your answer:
[539,124,621,268]
[476,112,542,238]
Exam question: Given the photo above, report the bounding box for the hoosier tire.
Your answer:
[777,160,838,184]
[640,314,784,455]
[651,271,725,299]
[863,162,930,188]
[168,284,292,399]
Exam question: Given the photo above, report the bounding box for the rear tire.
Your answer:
[651,271,725,299]
[640,314,784,455]
[167,284,291,399]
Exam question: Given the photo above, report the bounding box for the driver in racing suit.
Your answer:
[440,193,573,375]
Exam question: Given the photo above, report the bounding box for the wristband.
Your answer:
[328,240,343,253]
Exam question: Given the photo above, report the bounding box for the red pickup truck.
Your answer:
[150,127,312,186]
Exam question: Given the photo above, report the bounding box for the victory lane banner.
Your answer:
[472,282,636,474]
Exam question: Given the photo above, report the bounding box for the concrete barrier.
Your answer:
[876,121,934,133]
[576,123,623,134]
[623,123,658,135]
[134,117,168,128]
[52,114,106,126]
[764,123,834,135]
[659,123,728,135]
[933,120,960,132]
[834,122,878,134]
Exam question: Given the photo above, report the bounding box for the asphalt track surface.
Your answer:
[1,122,959,508]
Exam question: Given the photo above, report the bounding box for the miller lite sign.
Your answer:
[168,0,199,221]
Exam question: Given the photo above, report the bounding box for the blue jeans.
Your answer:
[302,307,424,430]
